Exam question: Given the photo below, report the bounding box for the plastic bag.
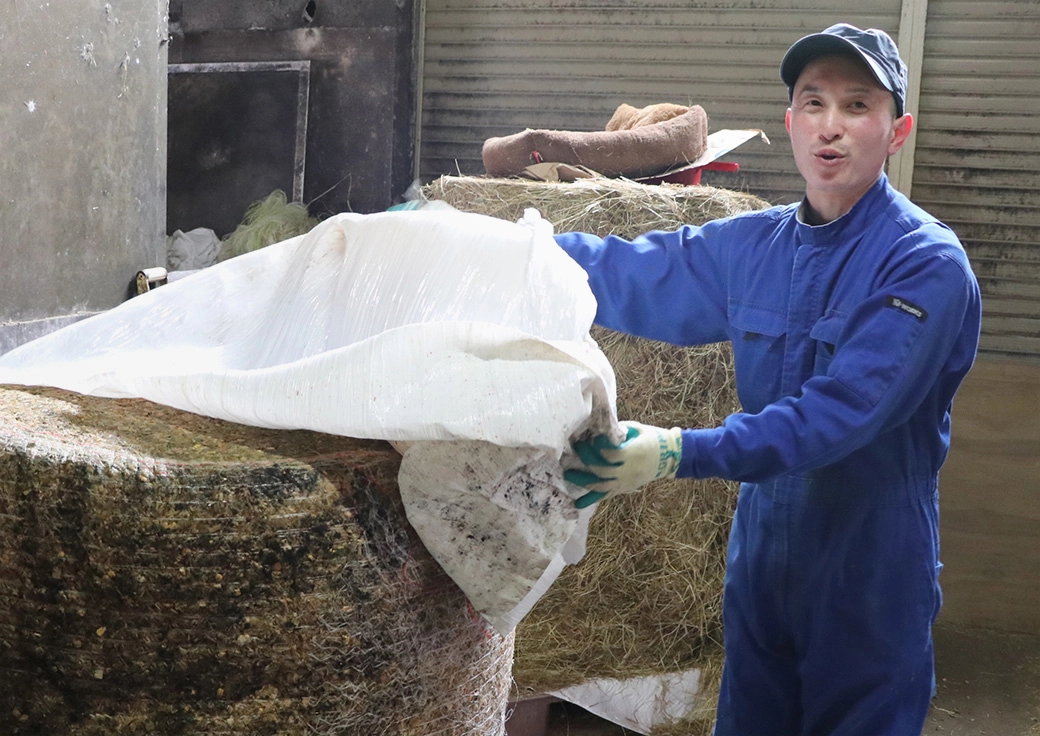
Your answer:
[166,226,221,271]
[0,207,619,632]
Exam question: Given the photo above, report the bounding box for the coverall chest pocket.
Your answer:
[809,310,848,376]
[727,301,787,412]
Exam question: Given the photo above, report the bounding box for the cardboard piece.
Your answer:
[636,128,769,181]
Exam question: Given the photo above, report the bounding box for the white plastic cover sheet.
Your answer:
[551,669,703,734]
[0,208,621,632]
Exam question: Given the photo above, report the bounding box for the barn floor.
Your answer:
[521,624,1040,736]
[926,625,1040,735]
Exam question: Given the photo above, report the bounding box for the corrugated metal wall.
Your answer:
[420,0,1040,360]
[910,0,1040,361]
[420,0,902,205]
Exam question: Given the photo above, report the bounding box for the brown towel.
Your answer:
[481,105,708,179]
[605,102,691,131]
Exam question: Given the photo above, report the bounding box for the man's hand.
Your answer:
[564,421,682,508]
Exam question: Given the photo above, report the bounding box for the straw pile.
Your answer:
[0,385,512,735]
[424,175,771,735]
[423,174,768,240]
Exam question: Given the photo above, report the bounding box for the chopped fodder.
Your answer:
[219,190,319,262]
[0,385,512,736]
[424,175,767,736]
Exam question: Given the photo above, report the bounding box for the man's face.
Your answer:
[785,53,911,221]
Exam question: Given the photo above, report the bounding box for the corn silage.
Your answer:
[0,385,513,735]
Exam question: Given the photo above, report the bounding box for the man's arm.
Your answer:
[554,223,732,347]
[683,242,980,482]
[566,233,981,496]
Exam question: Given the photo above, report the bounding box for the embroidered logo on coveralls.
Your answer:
[886,296,928,322]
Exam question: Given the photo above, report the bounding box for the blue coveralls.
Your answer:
[554,174,982,736]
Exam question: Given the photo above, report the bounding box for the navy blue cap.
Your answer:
[780,23,908,117]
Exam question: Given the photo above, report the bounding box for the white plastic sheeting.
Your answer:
[551,669,704,734]
[0,207,620,632]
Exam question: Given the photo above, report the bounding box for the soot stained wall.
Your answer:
[168,0,417,225]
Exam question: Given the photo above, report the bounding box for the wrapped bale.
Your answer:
[0,385,512,736]
[424,175,770,735]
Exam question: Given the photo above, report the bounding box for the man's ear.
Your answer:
[888,113,914,156]
[785,108,792,136]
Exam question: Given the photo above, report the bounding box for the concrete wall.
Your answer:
[938,357,1040,634]
[0,0,168,353]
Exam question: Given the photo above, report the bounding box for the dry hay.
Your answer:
[0,385,512,736]
[424,175,770,735]
[519,332,739,735]
[422,174,769,239]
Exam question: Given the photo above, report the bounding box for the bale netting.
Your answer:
[0,385,512,736]
[424,175,770,735]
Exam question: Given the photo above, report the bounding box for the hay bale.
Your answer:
[514,333,738,733]
[424,175,770,735]
[422,174,769,239]
[0,385,512,736]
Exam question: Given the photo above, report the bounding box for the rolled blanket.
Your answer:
[481,105,708,179]
[605,102,690,131]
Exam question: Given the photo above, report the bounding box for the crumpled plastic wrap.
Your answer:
[551,669,704,734]
[0,207,619,633]
[166,226,221,271]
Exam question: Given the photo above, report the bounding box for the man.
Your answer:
[556,24,982,736]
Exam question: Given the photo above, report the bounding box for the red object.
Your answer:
[643,160,741,186]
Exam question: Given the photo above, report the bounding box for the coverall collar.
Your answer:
[795,173,891,246]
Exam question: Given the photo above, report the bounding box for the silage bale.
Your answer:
[424,175,770,735]
[0,385,512,736]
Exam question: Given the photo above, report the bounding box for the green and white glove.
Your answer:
[564,421,683,508]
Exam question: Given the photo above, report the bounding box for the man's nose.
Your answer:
[818,108,844,140]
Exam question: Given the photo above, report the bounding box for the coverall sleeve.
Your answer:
[554,224,732,346]
[681,231,981,482]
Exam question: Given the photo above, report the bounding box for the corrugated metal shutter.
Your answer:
[420,1,902,206]
[910,0,1040,360]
